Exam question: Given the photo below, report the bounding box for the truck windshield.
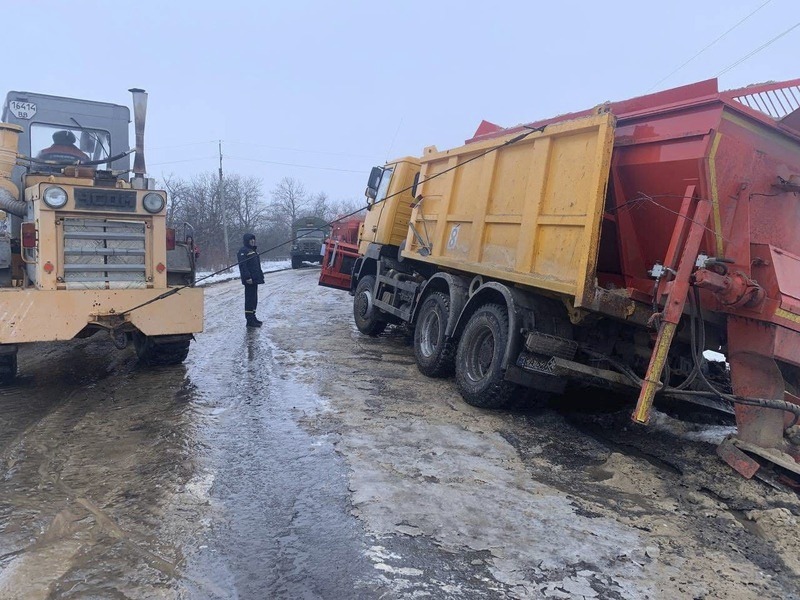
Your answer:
[376,166,394,203]
[31,123,111,165]
[297,228,325,238]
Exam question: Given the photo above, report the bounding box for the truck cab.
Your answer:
[358,157,420,257]
[290,216,330,269]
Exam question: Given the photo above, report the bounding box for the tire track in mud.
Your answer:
[0,333,217,598]
[178,273,394,599]
[269,270,800,600]
[3,270,799,599]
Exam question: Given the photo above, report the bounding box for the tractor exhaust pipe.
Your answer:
[129,88,147,181]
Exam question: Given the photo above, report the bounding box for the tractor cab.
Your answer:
[2,91,131,188]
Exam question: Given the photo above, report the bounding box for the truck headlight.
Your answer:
[143,193,165,213]
[43,186,68,209]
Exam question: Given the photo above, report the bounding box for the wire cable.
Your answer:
[116,125,546,317]
[226,140,377,160]
[647,0,773,92]
[717,20,800,77]
[226,156,367,174]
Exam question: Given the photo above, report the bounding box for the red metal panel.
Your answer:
[467,79,720,144]
[717,437,760,479]
[771,247,800,304]
[318,239,360,291]
[728,318,786,449]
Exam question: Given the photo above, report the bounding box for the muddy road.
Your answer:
[1,268,799,599]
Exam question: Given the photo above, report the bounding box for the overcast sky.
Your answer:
[3,0,798,202]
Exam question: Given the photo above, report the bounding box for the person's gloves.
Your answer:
[246,278,253,284]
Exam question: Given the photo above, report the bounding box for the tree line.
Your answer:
[162,173,365,269]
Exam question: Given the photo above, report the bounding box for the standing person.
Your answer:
[237,233,265,328]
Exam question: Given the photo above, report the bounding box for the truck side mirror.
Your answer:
[365,166,383,201]
[411,172,420,198]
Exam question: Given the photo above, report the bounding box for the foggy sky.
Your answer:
[3,0,797,203]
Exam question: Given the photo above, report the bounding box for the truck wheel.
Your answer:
[353,275,386,336]
[291,256,302,269]
[0,350,17,385]
[414,292,455,377]
[133,333,191,366]
[455,303,518,409]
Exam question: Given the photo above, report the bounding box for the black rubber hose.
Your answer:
[687,287,800,428]
[19,149,134,168]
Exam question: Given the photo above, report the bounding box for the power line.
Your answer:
[150,156,217,166]
[647,0,773,92]
[149,155,366,173]
[149,138,378,159]
[117,124,545,317]
[226,140,377,159]
[226,155,367,174]
[717,20,800,76]
[149,140,218,151]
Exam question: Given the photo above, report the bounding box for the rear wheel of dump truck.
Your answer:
[133,333,191,366]
[353,275,387,336]
[414,292,455,377]
[456,303,518,409]
[0,348,17,385]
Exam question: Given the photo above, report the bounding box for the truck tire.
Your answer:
[133,333,191,366]
[455,303,518,409]
[291,256,302,269]
[353,275,386,336]
[414,292,455,377]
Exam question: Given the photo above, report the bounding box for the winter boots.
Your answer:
[246,313,262,328]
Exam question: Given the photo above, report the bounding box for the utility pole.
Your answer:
[219,140,230,264]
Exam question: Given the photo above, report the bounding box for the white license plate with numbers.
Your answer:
[8,101,37,119]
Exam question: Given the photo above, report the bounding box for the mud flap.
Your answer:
[717,436,760,479]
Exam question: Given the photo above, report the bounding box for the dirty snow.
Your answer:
[195,258,292,287]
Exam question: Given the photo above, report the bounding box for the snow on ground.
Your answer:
[196,259,292,287]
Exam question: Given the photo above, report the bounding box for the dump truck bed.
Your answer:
[404,113,615,307]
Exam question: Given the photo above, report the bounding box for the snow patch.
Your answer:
[373,563,424,577]
[649,410,736,444]
[196,259,291,287]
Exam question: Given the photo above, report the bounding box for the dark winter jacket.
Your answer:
[237,233,265,285]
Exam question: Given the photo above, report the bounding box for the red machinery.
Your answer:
[473,77,800,481]
[318,216,363,290]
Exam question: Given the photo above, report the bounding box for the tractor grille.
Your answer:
[62,217,147,289]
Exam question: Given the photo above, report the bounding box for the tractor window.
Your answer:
[31,124,111,165]
[375,167,394,203]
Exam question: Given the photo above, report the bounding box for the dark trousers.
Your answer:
[244,284,258,315]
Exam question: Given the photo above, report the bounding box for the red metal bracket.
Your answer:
[632,185,711,423]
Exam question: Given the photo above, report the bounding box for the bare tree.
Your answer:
[162,173,190,227]
[322,197,367,222]
[228,175,266,233]
[269,177,308,230]
[161,172,367,268]
[309,191,329,219]
[162,172,272,268]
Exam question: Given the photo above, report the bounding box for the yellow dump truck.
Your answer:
[352,113,617,407]
[0,89,203,382]
[352,76,800,481]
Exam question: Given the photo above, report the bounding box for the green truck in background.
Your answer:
[290,216,329,269]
